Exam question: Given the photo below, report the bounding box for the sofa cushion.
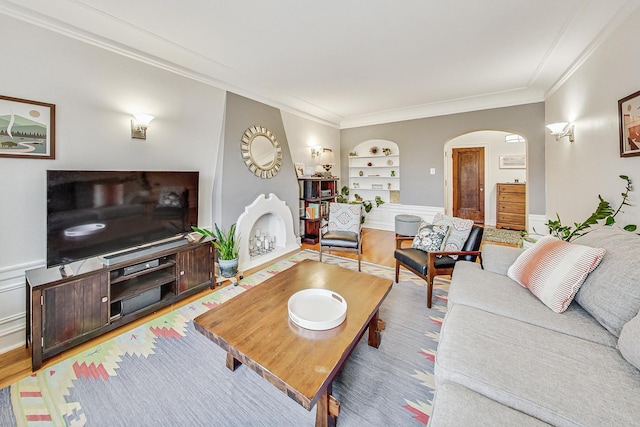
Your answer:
[433,213,473,258]
[435,305,640,427]
[507,236,605,313]
[481,244,524,275]
[618,309,640,370]
[449,261,617,347]
[573,226,640,336]
[429,382,550,427]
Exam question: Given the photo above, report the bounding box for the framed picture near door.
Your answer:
[618,90,640,157]
[0,95,56,159]
[499,154,526,169]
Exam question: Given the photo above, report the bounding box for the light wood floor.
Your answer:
[0,227,511,389]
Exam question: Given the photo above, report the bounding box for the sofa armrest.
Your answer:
[481,244,524,276]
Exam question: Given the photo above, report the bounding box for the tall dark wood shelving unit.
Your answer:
[298,177,338,244]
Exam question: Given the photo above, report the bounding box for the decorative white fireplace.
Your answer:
[236,193,300,272]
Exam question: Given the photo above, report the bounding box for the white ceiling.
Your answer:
[2,0,639,128]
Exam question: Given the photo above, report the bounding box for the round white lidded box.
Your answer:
[288,289,347,330]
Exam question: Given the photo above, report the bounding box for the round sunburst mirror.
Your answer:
[240,125,283,179]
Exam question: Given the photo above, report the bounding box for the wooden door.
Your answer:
[452,147,485,223]
[42,273,109,352]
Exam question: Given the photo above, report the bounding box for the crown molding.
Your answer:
[339,88,545,129]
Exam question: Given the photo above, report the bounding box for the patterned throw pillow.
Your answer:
[432,213,474,258]
[327,203,361,233]
[411,222,450,252]
[507,236,606,313]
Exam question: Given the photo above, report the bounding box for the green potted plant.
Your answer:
[192,223,239,277]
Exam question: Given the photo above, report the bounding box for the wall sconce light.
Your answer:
[310,145,323,158]
[546,122,574,142]
[131,114,155,140]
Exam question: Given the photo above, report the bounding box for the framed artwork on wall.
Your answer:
[618,90,640,157]
[294,162,305,178]
[499,154,526,169]
[0,95,56,160]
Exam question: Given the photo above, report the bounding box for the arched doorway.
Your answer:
[444,130,527,228]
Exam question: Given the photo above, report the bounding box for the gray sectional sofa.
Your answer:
[430,226,640,426]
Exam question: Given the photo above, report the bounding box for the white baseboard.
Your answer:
[0,259,43,355]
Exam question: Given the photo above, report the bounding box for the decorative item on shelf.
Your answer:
[382,148,392,156]
[353,182,359,188]
[372,184,383,190]
[367,162,373,166]
[354,193,363,202]
[375,196,385,206]
[368,174,380,177]
[387,182,392,189]
[369,146,378,155]
[391,170,396,177]
[386,159,393,166]
[192,223,239,278]
[349,151,357,156]
[359,170,364,176]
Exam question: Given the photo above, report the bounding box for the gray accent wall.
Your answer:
[340,103,546,214]
[215,92,300,234]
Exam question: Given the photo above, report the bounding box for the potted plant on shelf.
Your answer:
[192,223,239,277]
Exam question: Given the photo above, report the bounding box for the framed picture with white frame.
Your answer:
[499,154,526,169]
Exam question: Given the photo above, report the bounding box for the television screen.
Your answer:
[47,170,199,267]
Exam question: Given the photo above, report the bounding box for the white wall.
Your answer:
[545,8,640,227]
[0,16,226,353]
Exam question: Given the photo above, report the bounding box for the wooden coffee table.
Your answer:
[194,259,393,427]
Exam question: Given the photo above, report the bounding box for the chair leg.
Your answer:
[395,261,400,283]
[319,243,323,262]
[357,247,361,272]
[426,271,435,309]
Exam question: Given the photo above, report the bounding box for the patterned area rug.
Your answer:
[1,250,449,426]
[482,227,523,246]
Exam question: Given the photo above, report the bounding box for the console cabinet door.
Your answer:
[176,244,213,294]
[42,273,109,353]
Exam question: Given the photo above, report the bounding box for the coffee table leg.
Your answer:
[368,310,383,348]
[226,352,242,371]
[315,384,339,427]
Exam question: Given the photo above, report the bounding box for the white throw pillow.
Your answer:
[507,235,606,313]
[432,213,474,259]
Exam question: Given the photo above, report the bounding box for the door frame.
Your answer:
[444,130,528,227]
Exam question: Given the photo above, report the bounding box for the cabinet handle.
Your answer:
[101,296,108,303]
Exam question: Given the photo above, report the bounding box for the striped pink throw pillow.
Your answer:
[507,236,606,313]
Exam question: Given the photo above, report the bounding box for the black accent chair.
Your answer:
[394,225,484,308]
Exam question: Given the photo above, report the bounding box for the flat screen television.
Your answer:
[47,170,199,267]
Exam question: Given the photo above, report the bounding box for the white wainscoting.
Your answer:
[363,204,549,238]
[363,203,444,231]
[0,260,43,354]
